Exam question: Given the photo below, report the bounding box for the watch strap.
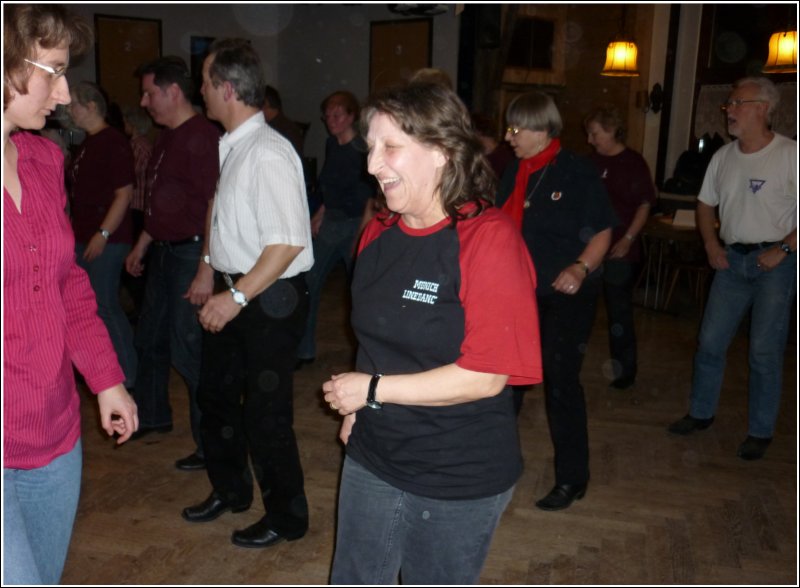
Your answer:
[366,373,383,409]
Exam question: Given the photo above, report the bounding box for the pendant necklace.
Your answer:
[523,162,551,209]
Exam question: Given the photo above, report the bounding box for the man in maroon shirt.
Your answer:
[124,57,220,471]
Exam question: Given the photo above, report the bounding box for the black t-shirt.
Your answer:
[497,149,618,297]
[346,207,542,500]
[318,135,376,218]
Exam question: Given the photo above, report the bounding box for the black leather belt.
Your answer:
[729,241,778,254]
[153,235,203,247]
[213,271,306,296]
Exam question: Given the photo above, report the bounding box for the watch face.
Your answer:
[231,289,247,305]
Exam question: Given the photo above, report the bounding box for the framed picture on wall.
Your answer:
[369,18,432,92]
[95,15,161,111]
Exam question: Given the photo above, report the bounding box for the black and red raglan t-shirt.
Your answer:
[346,205,543,499]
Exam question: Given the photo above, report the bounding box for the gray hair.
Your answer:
[208,38,265,108]
[505,92,563,138]
[71,81,107,118]
[734,76,780,122]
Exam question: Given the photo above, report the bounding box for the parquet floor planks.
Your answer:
[62,266,797,585]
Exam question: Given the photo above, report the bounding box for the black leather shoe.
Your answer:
[182,493,250,523]
[231,516,306,549]
[129,424,173,441]
[667,414,714,435]
[535,483,587,511]
[609,375,635,390]
[737,435,772,461]
[174,452,205,471]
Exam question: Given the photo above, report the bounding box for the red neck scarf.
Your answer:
[502,138,561,229]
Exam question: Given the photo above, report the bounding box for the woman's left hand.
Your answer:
[83,232,107,262]
[552,263,585,295]
[322,372,371,415]
[609,237,632,259]
[97,384,139,444]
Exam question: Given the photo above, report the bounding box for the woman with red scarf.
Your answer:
[496,92,616,511]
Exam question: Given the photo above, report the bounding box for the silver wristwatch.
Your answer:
[230,287,248,307]
[99,228,110,240]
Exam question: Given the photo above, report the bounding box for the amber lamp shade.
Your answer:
[601,40,640,77]
[763,30,797,74]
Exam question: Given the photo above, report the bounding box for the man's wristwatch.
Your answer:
[779,242,793,255]
[230,287,248,307]
[99,228,110,240]
[366,373,383,409]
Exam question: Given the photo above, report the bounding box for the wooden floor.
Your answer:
[63,266,797,585]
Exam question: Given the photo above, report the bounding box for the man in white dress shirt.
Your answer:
[181,38,314,549]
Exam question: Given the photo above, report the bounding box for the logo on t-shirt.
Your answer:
[402,279,439,305]
[749,179,766,194]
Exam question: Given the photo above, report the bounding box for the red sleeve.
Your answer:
[455,209,542,385]
[357,213,396,255]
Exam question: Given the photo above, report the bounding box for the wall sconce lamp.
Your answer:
[762,30,797,74]
[601,6,639,77]
[636,83,664,114]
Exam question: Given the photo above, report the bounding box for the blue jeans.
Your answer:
[3,440,82,585]
[331,457,514,585]
[133,241,203,454]
[689,247,796,437]
[76,242,138,389]
[297,213,361,360]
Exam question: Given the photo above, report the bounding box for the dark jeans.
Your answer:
[331,457,514,585]
[537,280,600,486]
[76,242,137,389]
[602,258,637,382]
[198,273,310,536]
[133,240,203,454]
[297,213,361,360]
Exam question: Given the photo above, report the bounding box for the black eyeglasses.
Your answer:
[721,99,765,110]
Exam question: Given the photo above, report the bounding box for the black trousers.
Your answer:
[537,280,600,486]
[198,274,309,535]
[602,259,638,381]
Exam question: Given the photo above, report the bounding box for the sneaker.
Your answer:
[737,436,772,461]
[667,414,714,435]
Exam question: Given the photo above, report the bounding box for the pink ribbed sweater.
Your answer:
[3,132,124,469]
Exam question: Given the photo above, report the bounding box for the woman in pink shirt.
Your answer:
[3,6,138,584]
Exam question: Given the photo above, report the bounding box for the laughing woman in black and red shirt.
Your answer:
[322,82,542,585]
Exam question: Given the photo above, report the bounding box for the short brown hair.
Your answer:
[3,4,92,107]
[321,90,360,119]
[584,106,626,143]
[362,82,494,224]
